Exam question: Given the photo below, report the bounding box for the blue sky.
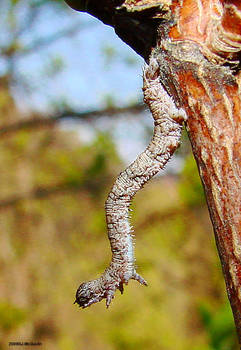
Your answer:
[8,2,152,163]
[0,1,183,169]
[13,4,144,112]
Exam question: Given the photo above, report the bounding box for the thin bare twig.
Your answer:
[0,104,146,137]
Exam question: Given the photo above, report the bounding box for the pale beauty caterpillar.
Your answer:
[74,56,187,309]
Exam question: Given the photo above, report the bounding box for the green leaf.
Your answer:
[0,301,27,332]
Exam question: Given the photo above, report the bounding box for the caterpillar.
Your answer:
[74,56,187,309]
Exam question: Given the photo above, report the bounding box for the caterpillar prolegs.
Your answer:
[74,56,187,309]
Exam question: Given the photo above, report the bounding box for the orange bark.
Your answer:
[167,0,241,338]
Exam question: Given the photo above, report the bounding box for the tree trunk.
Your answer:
[64,0,241,342]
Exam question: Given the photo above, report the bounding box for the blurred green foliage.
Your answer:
[178,154,206,208]
[199,303,237,350]
[0,301,26,332]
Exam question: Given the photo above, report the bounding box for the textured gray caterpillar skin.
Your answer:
[74,56,187,309]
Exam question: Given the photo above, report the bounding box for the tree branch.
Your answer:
[0,183,76,210]
[64,0,162,59]
[0,104,145,137]
[0,178,101,211]
[2,22,90,59]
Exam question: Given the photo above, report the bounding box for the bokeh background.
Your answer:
[0,1,239,349]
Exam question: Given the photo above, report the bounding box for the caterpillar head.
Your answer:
[74,280,104,309]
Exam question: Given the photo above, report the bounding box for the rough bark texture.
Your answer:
[64,0,241,342]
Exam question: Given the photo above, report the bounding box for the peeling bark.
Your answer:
[64,0,241,341]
